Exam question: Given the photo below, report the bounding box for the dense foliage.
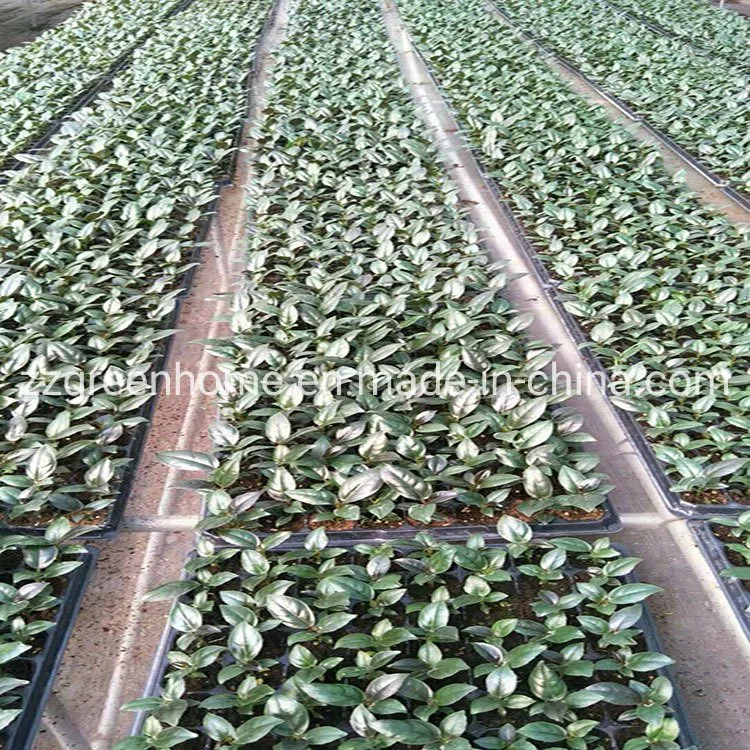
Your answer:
[119,520,691,750]
[495,0,750,193]
[397,0,750,503]
[158,0,615,535]
[0,0,271,527]
[0,521,88,735]
[0,0,184,163]
[603,0,750,67]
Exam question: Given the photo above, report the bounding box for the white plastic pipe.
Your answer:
[25,0,39,29]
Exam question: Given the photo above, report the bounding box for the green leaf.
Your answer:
[486,667,517,698]
[609,583,662,604]
[264,694,309,735]
[236,716,284,743]
[265,412,291,444]
[204,713,236,741]
[440,711,468,738]
[300,682,366,706]
[339,470,383,503]
[627,652,674,671]
[518,722,567,742]
[142,580,198,602]
[371,719,441,744]
[433,683,476,706]
[528,662,566,701]
[380,464,431,501]
[418,601,450,630]
[0,642,31,666]
[228,622,263,662]
[0,709,22,732]
[584,682,641,705]
[721,566,750,580]
[496,515,532,542]
[169,603,202,633]
[506,642,547,668]
[304,726,348,745]
[365,673,410,703]
[266,595,315,629]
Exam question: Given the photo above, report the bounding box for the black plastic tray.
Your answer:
[130,539,696,748]
[249,500,622,550]
[0,547,98,750]
[0,190,221,540]
[488,1,750,212]
[404,11,748,519]
[0,0,198,183]
[690,521,750,641]
[632,586,699,750]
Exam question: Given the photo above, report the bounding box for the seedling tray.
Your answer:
[0,189,221,540]
[690,521,750,641]
[403,22,747,520]
[0,547,98,750]
[131,538,696,748]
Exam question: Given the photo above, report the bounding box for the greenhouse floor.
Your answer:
[716,0,750,18]
[0,0,83,50]
[20,0,750,748]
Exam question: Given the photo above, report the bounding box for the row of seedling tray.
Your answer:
[8,513,748,749]
[0,6,282,742]
[0,0,200,183]
[405,13,749,520]
[398,11,750,657]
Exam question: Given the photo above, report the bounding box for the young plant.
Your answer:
[711,512,750,585]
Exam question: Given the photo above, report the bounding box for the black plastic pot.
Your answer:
[690,521,750,641]
[0,547,98,750]
[404,20,748,520]
[131,540,696,748]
